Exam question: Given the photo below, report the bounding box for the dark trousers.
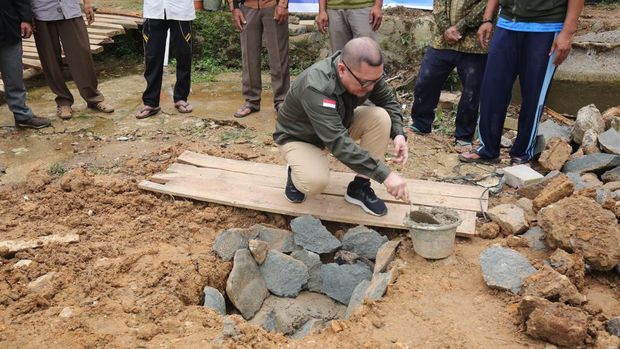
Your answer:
[476,27,557,160]
[34,18,104,107]
[142,18,192,107]
[411,47,487,142]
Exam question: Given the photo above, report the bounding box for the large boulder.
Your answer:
[249,224,296,253]
[259,250,309,297]
[571,104,605,145]
[538,137,572,171]
[562,153,620,174]
[290,215,341,254]
[213,228,259,261]
[539,196,620,271]
[321,262,372,304]
[479,246,537,294]
[581,129,600,155]
[518,296,589,347]
[602,166,620,182]
[520,265,586,305]
[598,128,620,155]
[547,248,585,290]
[226,249,269,319]
[290,249,323,293]
[373,240,401,273]
[341,225,388,260]
[532,173,574,212]
[487,204,528,235]
[202,286,226,315]
[538,119,572,143]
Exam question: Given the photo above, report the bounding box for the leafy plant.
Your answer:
[48,163,68,176]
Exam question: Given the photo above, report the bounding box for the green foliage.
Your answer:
[193,11,242,69]
[288,37,323,75]
[48,163,67,176]
[433,107,456,136]
[218,128,255,142]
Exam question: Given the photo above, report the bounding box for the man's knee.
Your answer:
[293,171,330,196]
[370,107,392,133]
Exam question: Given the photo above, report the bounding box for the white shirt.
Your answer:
[143,0,196,21]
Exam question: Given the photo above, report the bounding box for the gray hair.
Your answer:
[341,37,383,69]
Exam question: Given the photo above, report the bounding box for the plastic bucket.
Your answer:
[403,208,462,259]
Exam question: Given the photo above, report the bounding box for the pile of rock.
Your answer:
[204,215,401,338]
[478,105,620,347]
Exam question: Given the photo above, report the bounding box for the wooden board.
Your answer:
[139,152,487,236]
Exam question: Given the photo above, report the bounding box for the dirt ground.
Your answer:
[1,3,620,349]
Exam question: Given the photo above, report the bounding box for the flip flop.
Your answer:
[135,105,161,119]
[174,100,193,113]
[233,103,260,118]
[458,151,500,164]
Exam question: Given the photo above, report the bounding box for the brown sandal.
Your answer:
[135,105,161,119]
[174,100,193,113]
[233,103,260,118]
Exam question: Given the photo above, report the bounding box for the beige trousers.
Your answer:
[279,106,391,195]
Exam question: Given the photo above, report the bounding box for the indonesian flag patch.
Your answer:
[322,98,337,109]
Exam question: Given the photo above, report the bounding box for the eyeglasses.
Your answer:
[342,60,385,88]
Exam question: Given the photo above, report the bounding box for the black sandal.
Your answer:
[233,103,260,118]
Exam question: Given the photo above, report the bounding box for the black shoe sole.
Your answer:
[15,123,50,129]
[344,193,387,216]
[283,191,305,203]
[510,158,531,165]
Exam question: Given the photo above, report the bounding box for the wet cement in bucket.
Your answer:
[403,207,462,259]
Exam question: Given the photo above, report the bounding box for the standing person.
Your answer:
[459,0,584,164]
[230,0,290,118]
[0,0,51,128]
[408,0,488,153]
[31,0,114,120]
[274,38,409,216]
[137,0,195,119]
[315,0,383,52]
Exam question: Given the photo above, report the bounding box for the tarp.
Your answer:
[289,0,432,13]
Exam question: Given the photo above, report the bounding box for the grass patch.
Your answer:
[433,107,456,136]
[48,163,68,176]
[218,128,255,143]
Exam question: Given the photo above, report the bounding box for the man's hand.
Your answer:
[84,5,95,25]
[232,8,247,31]
[549,29,574,66]
[21,22,33,38]
[443,26,461,44]
[392,135,408,165]
[384,172,409,202]
[274,5,288,24]
[369,5,383,31]
[316,11,328,34]
[477,22,493,48]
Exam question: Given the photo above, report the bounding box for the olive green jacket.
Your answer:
[273,51,405,184]
[432,0,487,54]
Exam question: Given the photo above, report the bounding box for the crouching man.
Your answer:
[273,37,409,216]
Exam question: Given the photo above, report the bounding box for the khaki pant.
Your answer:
[279,106,391,195]
[327,7,376,52]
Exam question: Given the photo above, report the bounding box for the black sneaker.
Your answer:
[16,116,51,129]
[285,166,305,203]
[344,179,387,216]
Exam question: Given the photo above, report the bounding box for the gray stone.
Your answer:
[595,188,613,204]
[221,316,242,339]
[487,204,528,235]
[290,249,322,293]
[566,172,594,191]
[292,318,324,339]
[602,166,620,182]
[213,228,259,261]
[562,153,620,174]
[250,224,296,253]
[366,271,392,300]
[202,286,226,315]
[599,128,620,155]
[522,227,547,251]
[606,316,620,337]
[259,250,309,297]
[602,181,620,191]
[538,119,572,143]
[501,135,513,148]
[248,239,269,264]
[342,225,387,260]
[479,246,537,293]
[321,262,372,304]
[345,280,370,318]
[572,104,605,145]
[250,292,345,335]
[226,249,269,319]
[290,215,341,254]
[581,129,600,154]
[373,240,401,274]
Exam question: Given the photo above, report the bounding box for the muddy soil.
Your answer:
[2,4,620,348]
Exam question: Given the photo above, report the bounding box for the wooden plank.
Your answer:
[84,19,126,32]
[177,151,488,206]
[138,177,477,236]
[88,35,114,45]
[86,27,125,37]
[22,51,40,60]
[22,58,42,69]
[91,16,139,29]
[158,164,486,212]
